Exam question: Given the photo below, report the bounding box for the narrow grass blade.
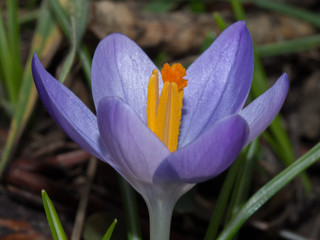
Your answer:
[42,190,67,240]
[217,142,320,240]
[78,45,91,84]
[0,6,16,104]
[118,176,142,240]
[253,53,311,192]
[71,0,89,40]
[252,0,320,28]
[48,0,70,34]
[102,219,117,240]
[225,140,258,222]
[48,0,91,85]
[204,140,258,240]
[0,1,63,176]
[256,34,320,57]
[6,0,23,90]
[203,153,242,240]
[231,0,246,20]
[18,9,39,25]
[204,15,255,240]
[213,12,228,30]
[230,0,311,192]
[58,17,77,83]
[56,0,89,82]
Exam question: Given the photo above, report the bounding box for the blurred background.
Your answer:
[0,0,320,239]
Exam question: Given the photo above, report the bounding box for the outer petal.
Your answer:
[32,54,109,162]
[154,115,249,183]
[91,33,159,122]
[97,97,171,185]
[239,73,289,144]
[180,21,253,147]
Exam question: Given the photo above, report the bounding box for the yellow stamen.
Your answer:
[146,69,159,133]
[146,63,187,152]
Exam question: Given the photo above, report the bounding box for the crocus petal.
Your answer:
[180,21,253,147]
[154,115,249,183]
[240,73,289,144]
[97,97,171,185]
[92,33,159,121]
[32,54,109,162]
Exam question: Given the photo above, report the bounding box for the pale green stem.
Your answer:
[146,198,176,240]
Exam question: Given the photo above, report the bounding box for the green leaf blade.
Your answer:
[42,190,67,240]
[0,0,63,177]
[217,143,320,240]
[102,219,117,240]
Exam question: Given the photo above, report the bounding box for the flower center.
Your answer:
[146,63,188,152]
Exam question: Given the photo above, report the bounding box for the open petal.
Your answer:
[92,33,159,122]
[239,73,289,144]
[32,54,109,163]
[97,97,171,184]
[180,21,254,147]
[154,115,249,183]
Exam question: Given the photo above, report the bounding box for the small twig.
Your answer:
[71,157,97,240]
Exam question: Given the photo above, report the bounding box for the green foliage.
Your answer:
[118,175,142,240]
[204,2,319,238]
[231,0,311,192]
[204,140,258,240]
[217,142,320,240]
[252,0,320,28]
[48,0,92,84]
[0,0,92,177]
[54,0,89,82]
[144,0,175,13]
[102,219,118,240]
[188,0,206,13]
[213,12,228,30]
[0,0,23,112]
[256,35,320,57]
[42,190,67,240]
[0,0,64,176]
[43,190,118,240]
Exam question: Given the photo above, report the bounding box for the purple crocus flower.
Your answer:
[32,21,288,240]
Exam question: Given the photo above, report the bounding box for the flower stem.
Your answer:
[146,198,175,240]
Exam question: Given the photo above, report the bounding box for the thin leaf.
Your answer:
[0,0,63,176]
[48,0,70,34]
[230,0,311,192]
[231,0,246,20]
[118,176,142,240]
[71,0,89,40]
[57,0,89,82]
[204,140,258,240]
[253,55,311,192]
[213,12,228,30]
[18,8,39,24]
[58,17,77,82]
[256,34,320,57]
[0,6,16,103]
[102,219,117,240]
[48,0,92,85]
[217,142,320,240]
[252,0,320,28]
[225,140,258,222]
[42,190,67,240]
[78,45,91,85]
[203,153,242,240]
[7,0,23,90]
